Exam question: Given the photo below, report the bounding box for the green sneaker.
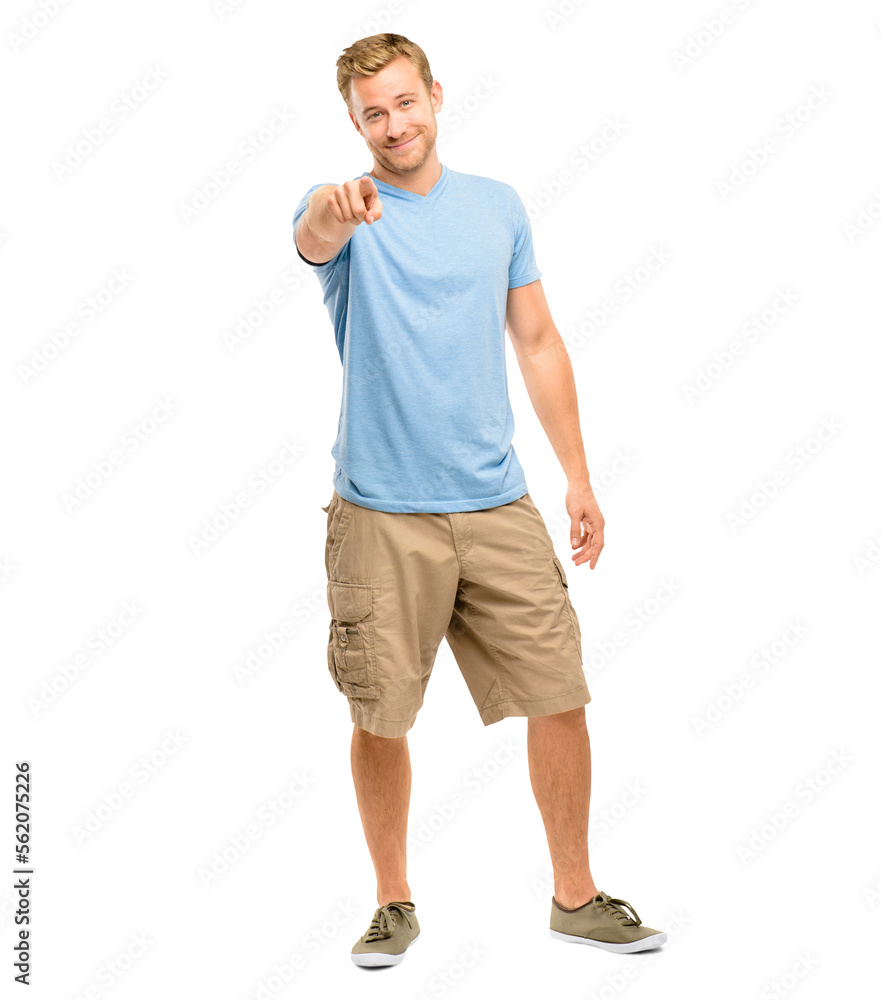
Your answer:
[550,891,667,953]
[351,900,420,967]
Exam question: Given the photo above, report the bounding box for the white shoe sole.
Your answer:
[351,931,420,966]
[549,928,667,953]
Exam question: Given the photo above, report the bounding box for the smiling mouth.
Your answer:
[389,135,417,149]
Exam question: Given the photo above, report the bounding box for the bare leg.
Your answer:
[527,705,599,908]
[350,725,413,906]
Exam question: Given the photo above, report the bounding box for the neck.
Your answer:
[370,157,442,197]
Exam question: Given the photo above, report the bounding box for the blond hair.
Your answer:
[336,33,434,114]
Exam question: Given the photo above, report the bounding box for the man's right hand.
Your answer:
[297,175,383,265]
[325,175,384,226]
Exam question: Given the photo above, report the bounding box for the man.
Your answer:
[292,32,666,966]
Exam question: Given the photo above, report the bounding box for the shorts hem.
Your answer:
[478,683,591,726]
[349,703,417,738]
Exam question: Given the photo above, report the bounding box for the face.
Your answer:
[348,55,442,175]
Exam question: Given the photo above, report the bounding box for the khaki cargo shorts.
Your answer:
[321,489,591,738]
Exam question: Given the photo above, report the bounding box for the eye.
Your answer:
[369,100,411,120]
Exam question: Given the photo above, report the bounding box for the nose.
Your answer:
[386,109,407,139]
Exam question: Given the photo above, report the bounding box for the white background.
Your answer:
[3,0,880,997]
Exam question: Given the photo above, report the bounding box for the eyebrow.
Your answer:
[362,92,418,114]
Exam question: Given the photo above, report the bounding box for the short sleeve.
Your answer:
[508,194,542,289]
[292,183,349,271]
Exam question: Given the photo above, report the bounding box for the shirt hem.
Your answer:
[333,481,529,513]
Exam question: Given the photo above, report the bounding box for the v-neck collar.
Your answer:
[364,163,448,203]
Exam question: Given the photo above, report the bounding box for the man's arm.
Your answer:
[506,279,605,569]
[296,185,355,264]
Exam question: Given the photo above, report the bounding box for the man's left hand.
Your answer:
[566,484,605,569]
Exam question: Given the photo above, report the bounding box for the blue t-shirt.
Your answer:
[292,163,542,513]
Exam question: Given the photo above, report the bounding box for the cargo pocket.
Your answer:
[552,555,583,661]
[326,581,380,700]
